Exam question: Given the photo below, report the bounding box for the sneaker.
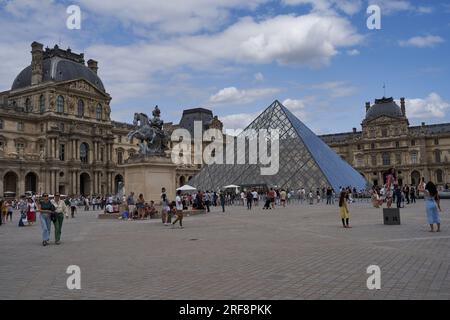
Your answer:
[55,241,61,245]
[42,240,48,246]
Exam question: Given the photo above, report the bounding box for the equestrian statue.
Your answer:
[127,105,169,156]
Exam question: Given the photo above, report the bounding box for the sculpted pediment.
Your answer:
[59,79,108,97]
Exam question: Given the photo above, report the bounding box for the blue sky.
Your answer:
[0,0,449,134]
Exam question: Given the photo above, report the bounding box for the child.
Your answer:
[339,191,351,228]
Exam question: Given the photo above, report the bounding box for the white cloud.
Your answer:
[254,72,264,81]
[283,0,363,15]
[209,87,280,104]
[406,93,450,119]
[282,98,309,119]
[77,0,269,35]
[310,81,358,98]
[347,49,360,56]
[220,112,260,131]
[399,35,445,48]
[86,13,362,101]
[369,0,434,15]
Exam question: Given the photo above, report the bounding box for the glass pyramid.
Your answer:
[189,100,368,192]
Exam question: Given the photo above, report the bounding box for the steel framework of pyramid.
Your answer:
[189,100,368,192]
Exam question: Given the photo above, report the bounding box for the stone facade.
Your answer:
[320,97,450,188]
[0,42,222,197]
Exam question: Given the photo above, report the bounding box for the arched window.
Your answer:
[80,143,89,163]
[39,95,45,113]
[435,150,441,163]
[77,99,84,117]
[96,104,102,120]
[437,169,444,183]
[57,96,64,113]
[25,98,32,112]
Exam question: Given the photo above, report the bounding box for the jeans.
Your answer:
[53,213,64,242]
[40,213,51,241]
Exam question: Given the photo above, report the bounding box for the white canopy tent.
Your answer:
[223,185,240,189]
[177,185,197,192]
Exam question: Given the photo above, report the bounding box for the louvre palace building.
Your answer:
[0,42,448,197]
[0,42,222,197]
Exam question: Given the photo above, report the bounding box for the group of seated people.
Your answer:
[105,201,159,219]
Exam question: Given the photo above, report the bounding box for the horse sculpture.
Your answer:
[127,110,169,156]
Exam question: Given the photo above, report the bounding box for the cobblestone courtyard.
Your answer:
[1,200,450,300]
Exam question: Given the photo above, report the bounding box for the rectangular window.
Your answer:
[0,119,3,130]
[100,147,104,162]
[434,138,439,145]
[395,141,400,148]
[411,139,415,146]
[411,153,418,164]
[118,151,123,165]
[59,144,65,161]
[396,153,401,164]
[118,136,122,143]
[16,143,25,152]
[357,144,361,150]
[371,155,377,166]
[17,122,24,131]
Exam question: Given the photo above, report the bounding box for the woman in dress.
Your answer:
[27,197,37,225]
[424,182,441,232]
[339,191,351,228]
[136,194,145,220]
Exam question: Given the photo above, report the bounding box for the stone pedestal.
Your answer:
[121,155,177,204]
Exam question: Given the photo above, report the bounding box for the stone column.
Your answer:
[0,173,4,197]
[76,171,80,195]
[18,173,25,197]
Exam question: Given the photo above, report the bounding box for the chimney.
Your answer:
[352,128,357,133]
[400,97,405,116]
[365,102,370,113]
[421,122,425,127]
[31,41,44,85]
[87,59,98,74]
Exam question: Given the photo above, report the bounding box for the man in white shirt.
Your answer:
[51,193,67,245]
[172,190,184,228]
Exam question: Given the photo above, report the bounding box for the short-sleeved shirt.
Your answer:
[127,195,135,205]
[176,196,183,211]
[40,200,55,213]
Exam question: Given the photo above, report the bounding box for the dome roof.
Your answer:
[12,56,105,92]
[365,97,403,121]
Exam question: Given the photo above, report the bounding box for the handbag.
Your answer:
[50,211,57,222]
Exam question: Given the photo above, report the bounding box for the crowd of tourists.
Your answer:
[0,177,446,246]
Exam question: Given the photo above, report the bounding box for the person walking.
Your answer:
[6,200,13,222]
[64,196,70,218]
[219,191,226,213]
[280,189,287,207]
[395,186,402,209]
[70,197,77,218]
[18,196,28,227]
[137,194,146,220]
[51,193,67,245]
[339,191,351,228]
[246,191,253,210]
[172,191,184,228]
[37,193,55,246]
[26,197,37,225]
[424,182,442,232]
[127,192,136,221]
[410,186,416,204]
